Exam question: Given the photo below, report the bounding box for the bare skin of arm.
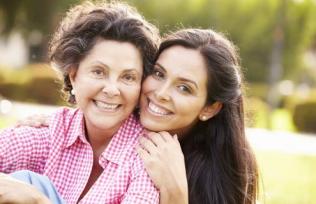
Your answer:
[137,131,188,204]
[16,114,50,128]
[0,173,52,204]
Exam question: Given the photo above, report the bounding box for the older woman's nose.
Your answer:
[102,80,120,97]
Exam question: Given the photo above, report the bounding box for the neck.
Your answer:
[84,121,121,153]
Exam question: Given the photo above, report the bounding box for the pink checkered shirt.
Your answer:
[0,107,159,204]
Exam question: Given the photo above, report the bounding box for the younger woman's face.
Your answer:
[140,45,209,136]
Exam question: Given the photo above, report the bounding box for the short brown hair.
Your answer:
[49,1,160,103]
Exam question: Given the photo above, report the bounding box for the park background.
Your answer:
[0,0,316,203]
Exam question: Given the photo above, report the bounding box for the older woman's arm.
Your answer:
[0,126,50,173]
[0,173,52,204]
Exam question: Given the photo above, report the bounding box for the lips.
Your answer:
[147,99,172,116]
[93,100,121,112]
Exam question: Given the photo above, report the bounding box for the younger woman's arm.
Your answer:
[137,131,188,204]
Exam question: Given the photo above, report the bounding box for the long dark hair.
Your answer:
[157,29,258,204]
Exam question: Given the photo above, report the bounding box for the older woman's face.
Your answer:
[140,45,210,136]
[70,39,143,136]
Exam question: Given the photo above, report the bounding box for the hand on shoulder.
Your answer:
[137,131,188,204]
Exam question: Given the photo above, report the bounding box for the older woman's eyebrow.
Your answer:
[92,61,141,73]
[91,61,110,69]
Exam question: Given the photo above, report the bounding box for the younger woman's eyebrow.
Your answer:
[156,62,198,89]
[178,78,198,89]
[155,63,167,72]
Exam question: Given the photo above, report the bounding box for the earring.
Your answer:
[201,115,207,121]
[70,89,75,95]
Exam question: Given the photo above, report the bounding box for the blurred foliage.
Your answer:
[245,97,269,128]
[246,83,270,101]
[293,100,316,133]
[1,0,316,131]
[270,108,296,131]
[128,0,316,83]
[0,0,78,61]
[245,96,296,131]
[282,88,316,110]
[0,0,77,35]
[1,0,316,82]
[0,64,65,105]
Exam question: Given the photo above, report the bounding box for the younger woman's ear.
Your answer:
[199,102,222,121]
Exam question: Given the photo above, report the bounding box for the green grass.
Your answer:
[256,150,316,204]
[0,115,17,128]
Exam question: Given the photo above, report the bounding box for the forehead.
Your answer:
[157,45,208,84]
[81,39,143,72]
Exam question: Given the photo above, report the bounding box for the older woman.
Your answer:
[0,1,160,204]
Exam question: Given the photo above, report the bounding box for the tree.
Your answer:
[0,0,77,62]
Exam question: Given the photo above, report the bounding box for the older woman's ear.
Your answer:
[68,67,77,85]
[199,102,222,121]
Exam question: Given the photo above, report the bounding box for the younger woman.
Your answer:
[138,28,258,204]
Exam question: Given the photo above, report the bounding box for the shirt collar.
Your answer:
[65,109,88,148]
[100,114,143,165]
[64,110,143,166]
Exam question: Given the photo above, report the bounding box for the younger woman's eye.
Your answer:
[178,84,192,94]
[152,68,164,80]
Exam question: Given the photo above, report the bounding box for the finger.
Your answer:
[139,137,157,155]
[147,132,166,146]
[0,173,12,180]
[159,131,174,142]
[0,175,26,184]
[40,115,50,126]
[15,119,29,127]
[136,145,150,160]
[32,121,43,128]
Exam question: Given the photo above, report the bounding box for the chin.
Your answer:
[141,120,165,132]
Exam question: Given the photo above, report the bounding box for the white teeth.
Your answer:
[95,101,119,110]
[148,101,170,115]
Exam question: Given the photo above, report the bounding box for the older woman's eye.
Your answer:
[122,74,137,83]
[92,69,105,77]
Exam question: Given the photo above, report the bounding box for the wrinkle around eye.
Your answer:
[121,73,140,85]
[91,69,106,78]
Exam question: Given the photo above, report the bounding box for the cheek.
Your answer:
[123,84,141,104]
[175,97,204,119]
[142,77,159,93]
